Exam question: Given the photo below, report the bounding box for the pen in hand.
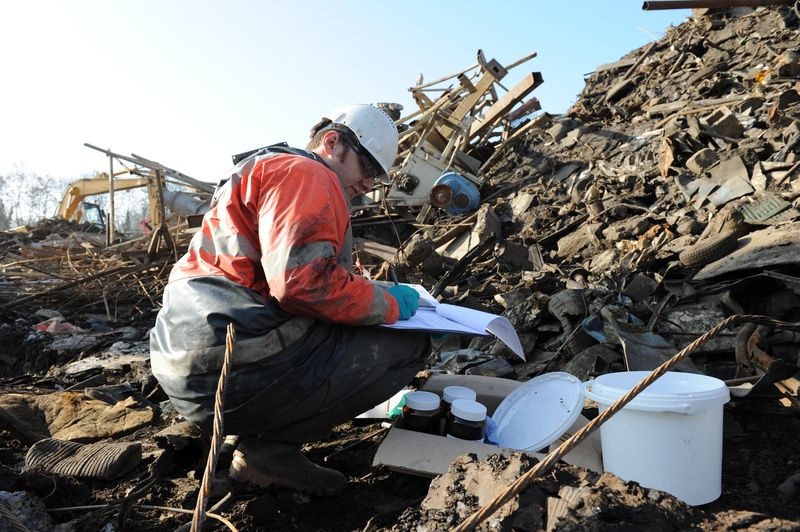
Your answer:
[388,268,434,309]
[387,267,419,319]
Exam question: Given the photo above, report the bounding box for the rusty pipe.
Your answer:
[747,327,800,402]
[643,0,790,9]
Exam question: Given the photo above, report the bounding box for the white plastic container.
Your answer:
[583,371,730,506]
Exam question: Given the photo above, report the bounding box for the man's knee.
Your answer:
[375,329,431,369]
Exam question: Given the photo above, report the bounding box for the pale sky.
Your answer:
[0,1,688,184]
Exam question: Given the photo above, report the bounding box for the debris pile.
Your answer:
[0,217,183,318]
[384,6,800,387]
[1,4,800,531]
[0,145,214,319]
[378,49,542,215]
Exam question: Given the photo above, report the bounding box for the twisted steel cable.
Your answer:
[191,323,236,532]
[455,314,800,531]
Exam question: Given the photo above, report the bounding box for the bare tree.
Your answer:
[0,167,29,226]
[0,166,78,226]
[0,199,11,231]
[0,165,153,234]
[25,172,67,223]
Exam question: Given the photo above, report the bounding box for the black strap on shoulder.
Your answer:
[231,142,321,166]
[213,143,326,202]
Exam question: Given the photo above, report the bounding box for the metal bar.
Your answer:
[412,62,480,90]
[643,0,789,9]
[84,143,215,193]
[411,50,537,91]
[504,51,538,71]
[130,152,215,193]
[107,154,115,246]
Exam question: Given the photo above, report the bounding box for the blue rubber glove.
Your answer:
[388,285,420,320]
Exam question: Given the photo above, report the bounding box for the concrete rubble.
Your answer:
[1,4,800,531]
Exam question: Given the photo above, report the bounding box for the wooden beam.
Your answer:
[353,238,398,262]
[468,72,543,139]
[435,58,506,140]
[457,73,477,93]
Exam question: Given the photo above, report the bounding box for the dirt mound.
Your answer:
[402,452,706,530]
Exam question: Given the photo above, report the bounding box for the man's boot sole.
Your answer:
[229,454,346,497]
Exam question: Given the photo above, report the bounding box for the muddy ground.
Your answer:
[1,322,799,532]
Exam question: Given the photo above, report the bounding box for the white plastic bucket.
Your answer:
[583,371,730,505]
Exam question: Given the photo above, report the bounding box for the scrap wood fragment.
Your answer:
[467,72,544,140]
[382,49,544,210]
[353,238,397,262]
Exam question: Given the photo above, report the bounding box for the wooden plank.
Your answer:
[411,89,434,110]
[457,73,477,93]
[353,238,398,261]
[435,58,507,140]
[594,56,636,74]
[468,72,543,139]
[452,68,502,120]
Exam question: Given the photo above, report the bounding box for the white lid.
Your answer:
[491,372,583,452]
[443,386,476,404]
[583,371,730,414]
[405,391,440,412]
[450,399,487,422]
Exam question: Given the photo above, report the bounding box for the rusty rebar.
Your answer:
[643,0,790,9]
[191,323,235,532]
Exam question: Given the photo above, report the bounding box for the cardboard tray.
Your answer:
[372,374,603,477]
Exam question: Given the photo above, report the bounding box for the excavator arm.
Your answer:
[57,173,154,223]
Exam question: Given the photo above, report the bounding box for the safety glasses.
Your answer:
[350,144,384,183]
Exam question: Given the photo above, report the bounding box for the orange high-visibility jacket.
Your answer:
[170,151,400,326]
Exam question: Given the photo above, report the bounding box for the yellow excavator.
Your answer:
[56,171,210,229]
[57,144,216,256]
[58,173,155,227]
[58,144,215,229]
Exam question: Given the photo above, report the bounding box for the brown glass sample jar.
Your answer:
[401,391,442,435]
[446,398,487,442]
[440,385,477,418]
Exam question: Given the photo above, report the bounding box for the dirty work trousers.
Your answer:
[232,324,429,443]
[166,323,430,444]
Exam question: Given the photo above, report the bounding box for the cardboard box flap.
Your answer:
[373,374,604,477]
[373,427,546,478]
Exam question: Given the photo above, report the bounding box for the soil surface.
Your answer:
[2,344,800,532]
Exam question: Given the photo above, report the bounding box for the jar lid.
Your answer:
[451,398,487,422]
[491,372,583,452]
[443,386,476,404]
[405,391,440,412]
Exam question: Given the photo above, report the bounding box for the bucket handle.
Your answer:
[582,381,695,415]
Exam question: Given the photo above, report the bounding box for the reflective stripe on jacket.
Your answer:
[170,152,399,326]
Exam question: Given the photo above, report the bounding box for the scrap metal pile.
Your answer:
[365,5,800,392]
[2,3,800,530]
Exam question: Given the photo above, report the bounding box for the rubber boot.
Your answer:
[229,437,346,496]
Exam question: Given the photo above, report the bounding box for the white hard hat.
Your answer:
[323,104,399,175]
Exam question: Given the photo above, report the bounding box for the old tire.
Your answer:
[678,228,740,268]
